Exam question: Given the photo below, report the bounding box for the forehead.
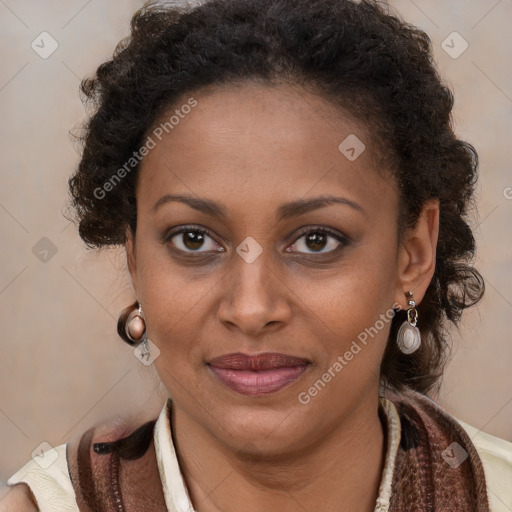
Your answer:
[136,82,397,219]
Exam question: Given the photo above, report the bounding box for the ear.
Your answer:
[394,199,440,309]
[125,225,139,297]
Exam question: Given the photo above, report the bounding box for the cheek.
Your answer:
[134,249,220,380]
[141,271,210,399]
[300,251,398,370]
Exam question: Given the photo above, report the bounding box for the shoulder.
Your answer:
[382,387,512,510]
[5,444,78,512]
[3,406,165,512]
[0,483,38,512]
[456,418,512,512]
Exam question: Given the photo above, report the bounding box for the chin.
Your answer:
[214,406,309,454]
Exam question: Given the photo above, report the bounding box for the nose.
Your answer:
[216,248,292,337]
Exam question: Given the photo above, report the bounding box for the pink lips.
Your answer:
[207,352,311,396]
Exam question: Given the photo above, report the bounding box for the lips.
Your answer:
[208,352,311,370]
[207,352,312,396]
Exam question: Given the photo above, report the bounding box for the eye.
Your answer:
[165,226,224,253]
[286,227,348,255]
[163,225,348,256]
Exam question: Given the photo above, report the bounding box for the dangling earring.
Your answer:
[117,301,147,349]
[396,291,421,354]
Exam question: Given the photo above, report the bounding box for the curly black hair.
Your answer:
[68,0,484,395]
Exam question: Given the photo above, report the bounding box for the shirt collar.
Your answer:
[154,399,196,512]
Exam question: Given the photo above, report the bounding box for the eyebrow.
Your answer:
[151,193,365,221]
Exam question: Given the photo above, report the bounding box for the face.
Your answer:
[126,81,421,456]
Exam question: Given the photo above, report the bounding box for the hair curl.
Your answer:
[68,0,485,395]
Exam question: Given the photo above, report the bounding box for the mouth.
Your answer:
[207,352,312,396]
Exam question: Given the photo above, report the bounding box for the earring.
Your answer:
[117,301,147,347]
[396,291,421,354]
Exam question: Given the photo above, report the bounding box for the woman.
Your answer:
[2,0,511,510]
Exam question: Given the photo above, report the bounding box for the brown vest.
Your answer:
[66,390,490,512]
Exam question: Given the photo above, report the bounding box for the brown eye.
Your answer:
[166,227,224,253]
[182,231,206,251]
[287,227,347,255]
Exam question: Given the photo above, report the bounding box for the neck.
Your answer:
[171,393,386,512]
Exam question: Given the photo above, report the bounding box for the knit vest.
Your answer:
[66,388,490,512]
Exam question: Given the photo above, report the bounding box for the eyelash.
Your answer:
[162,225,349,256]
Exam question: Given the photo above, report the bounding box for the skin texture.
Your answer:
[0,484,38,511]
[125,82,439,512]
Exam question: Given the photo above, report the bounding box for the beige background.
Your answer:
[0,0,511,485]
